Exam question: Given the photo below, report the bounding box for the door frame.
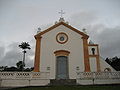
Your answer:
[54,50,70,79]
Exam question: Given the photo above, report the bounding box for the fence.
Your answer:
[0,71,120,86]
[76,72,120,85]
[0,72,50,87]
[0,72,50,79]
[76,72,120,79]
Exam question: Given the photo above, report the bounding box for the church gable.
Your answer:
[35,21,89,39]
[38,22,86,50]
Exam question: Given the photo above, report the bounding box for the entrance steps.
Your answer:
[50,79,76,85]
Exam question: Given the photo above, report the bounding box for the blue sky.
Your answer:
[0,0,120,67]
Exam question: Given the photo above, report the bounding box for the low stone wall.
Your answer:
[0,72,120,87]
[77,79,120,85]
[0,72,50,87]
[0,79,50,87]
[76,72,120,85]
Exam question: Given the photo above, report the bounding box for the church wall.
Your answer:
[89,57,97,72]
[40,25,85,79]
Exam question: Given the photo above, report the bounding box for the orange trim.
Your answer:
[54,50,70,56]
[96,45,101,72]
[82,37,90,72]
[56,32,68,44]
[97,45,100,56]
[33,36,42,72]
[35,22,89,38]
[88,44,98,46]
[89,55,98,57]
[96,56,101,72]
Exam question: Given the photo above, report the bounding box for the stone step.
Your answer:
[50,79,76,85]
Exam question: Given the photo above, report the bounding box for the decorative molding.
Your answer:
[88,44,98,46]
[89,55,98,57]
[96,56,101,72]
[82,37,90,72]
[56,32,68,44]
[35,22,89,38]
[54,50,70,56]
[33,36,42,72]
[96,45,101,72]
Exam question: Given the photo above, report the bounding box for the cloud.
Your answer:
[69,11,98,29]
[0,46,5,59]
[69,11,120,58]
[89,25,120,58]
[0,41,35,67]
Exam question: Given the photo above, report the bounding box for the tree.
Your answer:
[0,66,7,71]
[16,61,24,71]
[3,66,18,71]
[19,42,31,70]
[105,56,120,71]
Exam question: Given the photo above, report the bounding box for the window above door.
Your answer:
[56,32,68,44]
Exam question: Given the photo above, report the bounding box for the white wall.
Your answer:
[77,79,120,85]
[40,25,85,79]
[89,57,97,72]
[0,79,50,87]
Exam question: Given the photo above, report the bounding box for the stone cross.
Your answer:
[58,10,65,18]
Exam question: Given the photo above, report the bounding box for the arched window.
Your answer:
[104,68,111,72]
[91,48,95,55]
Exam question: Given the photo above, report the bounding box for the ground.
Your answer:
[10,85,120,90]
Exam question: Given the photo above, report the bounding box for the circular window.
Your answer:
[60,36,65,41]
[56,32,68,44]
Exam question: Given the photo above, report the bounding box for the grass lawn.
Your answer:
[11,85,120,90]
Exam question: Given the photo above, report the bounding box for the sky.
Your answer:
[0,0,120,67]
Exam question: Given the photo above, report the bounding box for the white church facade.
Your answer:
[0,18,120,87]
[33,18,115,79]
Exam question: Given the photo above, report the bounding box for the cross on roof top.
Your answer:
[58,10,65,18]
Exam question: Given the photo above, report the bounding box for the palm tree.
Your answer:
[19,42,31,70]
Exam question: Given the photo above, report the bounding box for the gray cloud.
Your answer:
[88,25,120,58]
[0,41,35,67]
[0,46,5,59]
[69,11,120,58]
[69,11,98,29]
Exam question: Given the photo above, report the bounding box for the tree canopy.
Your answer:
[105,56,120,71]
[19,42,31,50]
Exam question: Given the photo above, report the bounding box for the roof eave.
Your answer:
[34,21,89,39]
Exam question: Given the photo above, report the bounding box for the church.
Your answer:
[0,17,120,87]
[33,17,114,80]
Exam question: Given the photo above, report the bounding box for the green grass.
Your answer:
[11,85,120,90]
